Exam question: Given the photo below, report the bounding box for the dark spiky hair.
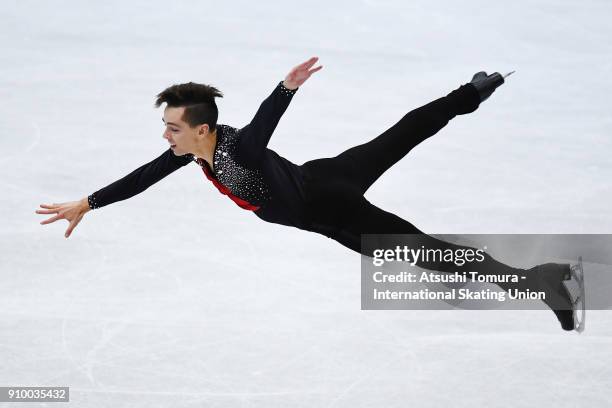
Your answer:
[154,82,223,130]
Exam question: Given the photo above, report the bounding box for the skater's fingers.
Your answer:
[308,65,323,75]
[302,56,318,68]
[294,56,318,71]
[40,214,63,225]
[64,216,82,238]
[39,203,59,209]
[36,208,58,215]
[295,57,317,69]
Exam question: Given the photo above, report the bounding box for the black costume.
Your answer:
[87,80,518,271]
[86,79,580,331]
[88,79,491,256]
[89,79,488,251]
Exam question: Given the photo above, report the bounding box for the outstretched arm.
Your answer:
[237,56,323,167]
[37,148,194,238]
[86,148,193,209]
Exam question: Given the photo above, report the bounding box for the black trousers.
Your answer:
[299,83,524,277]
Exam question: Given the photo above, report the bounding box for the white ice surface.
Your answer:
[2,0,612,406]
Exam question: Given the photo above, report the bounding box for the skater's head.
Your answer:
[155,82,223,156]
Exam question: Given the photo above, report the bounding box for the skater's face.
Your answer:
[162,106,211,156]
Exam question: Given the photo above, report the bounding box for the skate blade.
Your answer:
[568,256,586,333]
[503,70,516,79]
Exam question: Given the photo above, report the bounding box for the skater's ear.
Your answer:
[196,123,213,135]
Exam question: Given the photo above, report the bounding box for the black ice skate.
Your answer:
[526,259,586,332]
[469,70,514,102]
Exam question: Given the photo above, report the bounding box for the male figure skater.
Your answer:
[36,57,583,331]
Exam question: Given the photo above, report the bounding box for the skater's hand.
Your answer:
[283,56,323,90]
[36,198,91,238]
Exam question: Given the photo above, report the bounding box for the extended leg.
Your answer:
[300,83,481,195]
[301,177,520,276]
[320,195,524,277]
[305,194,577,331]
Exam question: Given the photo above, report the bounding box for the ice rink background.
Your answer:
[2,0,612,406]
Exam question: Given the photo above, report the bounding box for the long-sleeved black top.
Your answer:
[87,80,310,229]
